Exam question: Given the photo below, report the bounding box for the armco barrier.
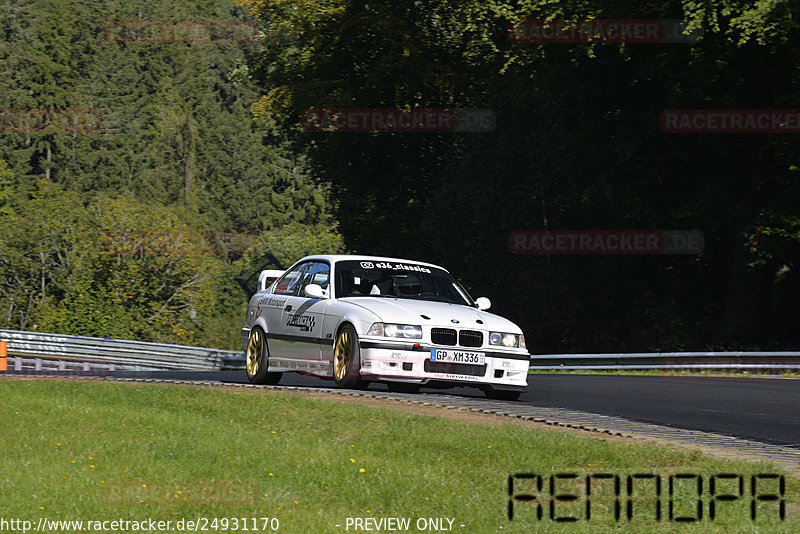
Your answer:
[1,328,798,374]
[529,352,800,371]
[0,329,243,372]
[5,356,115,375]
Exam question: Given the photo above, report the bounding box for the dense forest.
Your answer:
[0,0,343,347]
[1,0,798,352]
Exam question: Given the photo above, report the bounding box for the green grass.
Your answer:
[0,379,797,533]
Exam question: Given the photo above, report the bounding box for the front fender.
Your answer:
[338,310,380,337]
[319,302,381,360]
[241,315,271,353]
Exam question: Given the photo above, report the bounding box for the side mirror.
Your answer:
[475,297,491,311]
[304,283,327,299]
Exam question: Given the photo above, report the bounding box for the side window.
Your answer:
[300,261,330,294]
[274,263,310,296]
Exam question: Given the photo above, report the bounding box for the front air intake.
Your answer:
[458,330,483,347]
[431,328,457,346]
[424,359,487,377]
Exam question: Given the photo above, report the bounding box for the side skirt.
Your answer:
[268,357,332,376]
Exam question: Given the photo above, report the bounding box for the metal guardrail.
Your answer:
[4,356,115,375]
[0,329,243,372]
[529,352,800,371]
[1,328,798,374]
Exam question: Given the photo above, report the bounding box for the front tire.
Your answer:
[333,324,364,388]
[246,327,282,385]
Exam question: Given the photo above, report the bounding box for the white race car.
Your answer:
[241,255,530,400]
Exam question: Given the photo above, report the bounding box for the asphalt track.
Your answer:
[112,370,800,450]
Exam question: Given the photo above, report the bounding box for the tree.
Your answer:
[0,160,13,216]
[242,0,800,351]
[0,0,346,348]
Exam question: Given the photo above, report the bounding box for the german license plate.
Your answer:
[430,349,484,365]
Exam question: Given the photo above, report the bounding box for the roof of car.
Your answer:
[296,254,447,272]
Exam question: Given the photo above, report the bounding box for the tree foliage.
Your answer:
[242,0,800,351]
[0,0,344,347]
[3,0,797,352]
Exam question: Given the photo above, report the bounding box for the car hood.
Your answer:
[340,297,522,333]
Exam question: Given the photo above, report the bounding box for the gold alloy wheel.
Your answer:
[333,328,351,382]
[246,329,263,377]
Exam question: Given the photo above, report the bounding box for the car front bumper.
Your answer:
[357,339,529,390]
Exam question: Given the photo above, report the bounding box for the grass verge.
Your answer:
[0,378,797,533]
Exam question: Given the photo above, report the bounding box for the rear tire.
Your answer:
[333,324,365,388]
[246,327,282,385]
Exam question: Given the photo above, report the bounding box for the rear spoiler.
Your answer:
[258,270,285,292]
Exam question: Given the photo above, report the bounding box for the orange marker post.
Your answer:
[0,341,7,371]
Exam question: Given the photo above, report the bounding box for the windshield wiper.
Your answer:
[401,295,455,303]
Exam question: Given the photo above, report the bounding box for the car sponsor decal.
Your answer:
[358,261,432,274]
[266,297,287,308]
[271,359,303,370]
[286,313,316,331]
[500,359,529,371]
[269,358,333,374]
[435,374,481,381]
[256,296,286,319]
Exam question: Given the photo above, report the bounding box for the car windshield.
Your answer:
[334,260,475,306]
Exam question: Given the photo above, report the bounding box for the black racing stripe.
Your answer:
[265,333,334,346]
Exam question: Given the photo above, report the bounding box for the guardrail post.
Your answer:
[0,341,7,371]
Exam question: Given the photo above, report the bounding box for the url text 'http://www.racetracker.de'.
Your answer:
[0,517,281,533]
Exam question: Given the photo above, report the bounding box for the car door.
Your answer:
[265,262,310,366]
[280,260,330,371]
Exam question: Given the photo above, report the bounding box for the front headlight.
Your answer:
[489,332,523,348]
[367,322,423,339]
